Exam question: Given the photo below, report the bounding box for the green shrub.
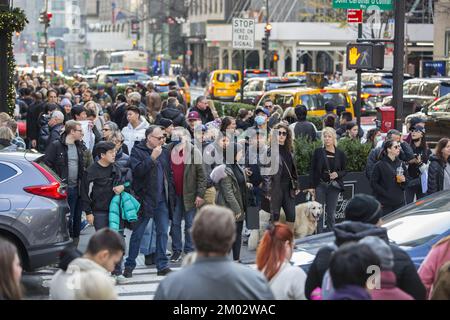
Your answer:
[307,116,323,131]
[294,136,322,176]
[213,100,255,118]
[337,138,372,172]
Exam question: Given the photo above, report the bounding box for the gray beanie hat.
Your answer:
[359,236,394,270]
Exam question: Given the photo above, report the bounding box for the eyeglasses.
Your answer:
[151,135,165,141]
[278,131,288,137]
[102,128,110,132]
[74,129,83,133]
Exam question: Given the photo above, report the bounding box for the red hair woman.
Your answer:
[256,223,307,300]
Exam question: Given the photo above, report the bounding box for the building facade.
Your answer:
[433,0,450,75]
[184,0,435,77]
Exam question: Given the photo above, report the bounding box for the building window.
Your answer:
[215,0,218,13]
[204,0,207,14]
[209,0,213,13]
[195,0,198,15]
[199,0,203,14]
[220,0,223,13]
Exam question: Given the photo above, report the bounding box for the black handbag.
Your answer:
[322,148,343,192]
[282,159,298,198]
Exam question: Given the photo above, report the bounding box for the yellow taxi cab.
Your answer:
[284,71,307,77]
[151,75,191,106]
[256,87,355,118]
[206,70,242,101]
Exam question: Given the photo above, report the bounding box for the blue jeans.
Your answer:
[139,218,156,256]
[67,187,82,238]
[170,195,196,254]
[125,200,170,271]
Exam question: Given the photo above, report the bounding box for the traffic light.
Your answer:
[261,36,268,51]
[273,52,279,62]
[346,43,385,70]
[39,11,52,27]
[264,23,272,37]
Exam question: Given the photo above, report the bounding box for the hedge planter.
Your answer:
[296,172,372,223]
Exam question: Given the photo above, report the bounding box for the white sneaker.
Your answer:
[113,275,129,285]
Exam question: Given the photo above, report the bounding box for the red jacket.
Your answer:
[370,271,414,300]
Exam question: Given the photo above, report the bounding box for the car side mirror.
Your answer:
[421,107,428,115]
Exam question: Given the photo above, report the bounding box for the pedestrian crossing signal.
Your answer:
[346,43,384,70]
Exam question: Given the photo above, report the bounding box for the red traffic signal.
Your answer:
[47,12,53,20]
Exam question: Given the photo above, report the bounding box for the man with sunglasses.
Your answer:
[124,126,176,277]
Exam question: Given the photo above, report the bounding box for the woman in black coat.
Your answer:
[427,138,450,195]
[309,127,346,233]
[405,125,432,203]
[264,123,299,232]
[371,139,409,216]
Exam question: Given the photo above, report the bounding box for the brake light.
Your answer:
[434,97,439,101]
[320,89,327,93]
[375,83,382,87]
[361,93,371,100]
[24,162,67,200]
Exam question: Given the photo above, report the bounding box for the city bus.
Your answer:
[110,50,149,73]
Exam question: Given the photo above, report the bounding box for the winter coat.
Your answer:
[49,257,115,300]
[169,143,207,211]
[115,149,130,168]
[290,120,317,141]
[328,285,372,300]
[309,147,347,189]
[109,191,140,232]
[370,155,408,208]
[159,106,187,128]
[418,239,450,299]
[44,134,91,188]
[366,142,415,180]
[121,117,149,153]
[210,164,247,222]
[190,106,215,124]
[370,271,414,300]
[264,146,299,199]
[46,123,64,151]
[38,123,50,152]
[81,162,130,214]
[129,141,176,219]
[427,155,447,195]
[304,221,426,300]
[26,101,44,142]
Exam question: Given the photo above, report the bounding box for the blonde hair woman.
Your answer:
[309,127,347,233]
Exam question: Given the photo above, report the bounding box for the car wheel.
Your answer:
[0,232,28,271]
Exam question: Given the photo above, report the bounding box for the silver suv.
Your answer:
[0,151,71,271]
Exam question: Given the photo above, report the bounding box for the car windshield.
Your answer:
[382,194,450,248]
[439,82,450,97]
[246,72,270,79]
[421,82,440,97]
[156,84,169,93]
[105,74,138,84]
[267,79,304,91]
[300,92,349,111]
[216,73,239,83]
[363,85,392,95]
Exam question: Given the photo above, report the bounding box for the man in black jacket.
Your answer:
[45,110,65,151]
[189,96,216,124]
[26,91,44,149]
[124,125,176,278]
[44,120,92,248]
[304,194,426,300]
[292,105,317,141]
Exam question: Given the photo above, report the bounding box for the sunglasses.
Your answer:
[278,131,288,137]
[392,145,400,149]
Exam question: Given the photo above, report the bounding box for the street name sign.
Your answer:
[232,18,255,50]
[333,0,393,11]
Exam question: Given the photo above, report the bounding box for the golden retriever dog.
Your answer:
[247,201,323,251]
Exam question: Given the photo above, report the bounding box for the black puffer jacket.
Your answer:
[370,155,408,207]
[159,106,187,128]
[427,155,447,195]
[304,221,426,300]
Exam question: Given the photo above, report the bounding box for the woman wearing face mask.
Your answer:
[371,139,409,216]
[309,127,346,233]
[256,223,306,300]
[264,123,299,232]
[405,125,431,203]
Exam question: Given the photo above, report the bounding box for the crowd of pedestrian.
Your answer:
[1,69,450,301]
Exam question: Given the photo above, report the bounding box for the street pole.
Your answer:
[43,0,48,79]
[355,23,363,127]
[241,49,245,103]
[392,0,405,131]
[53,43,56,71]
[0,0,9,114]
[265,0,270,71]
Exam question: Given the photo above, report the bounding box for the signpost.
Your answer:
[232,18,255,103]
[332,0,393,11]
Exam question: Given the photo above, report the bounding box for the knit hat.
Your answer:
[159,118,173,129]
[60,98,72,107]
[344,194,382,225]
[359,236,394,270]
[187,111,201,120]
